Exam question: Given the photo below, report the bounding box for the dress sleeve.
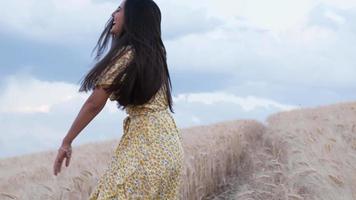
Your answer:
[94,46,134,100]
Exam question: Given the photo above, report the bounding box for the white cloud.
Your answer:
[0,74,85,114]
[174,92,298,112]
[165,5,356,88]
[0,0,114,45]
[196,0,355,33]
[191,115,202,125]
[0,0,221,44]
[324,10,346,24]
[155,0,222,39]
[0,74,127,158]
[165,0,312,32]
[2,0,355,85]
[0,73,121,114]
[0,74,298,158]
[320,0,356,10]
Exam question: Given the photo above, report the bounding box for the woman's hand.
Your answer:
[53,143,72,176]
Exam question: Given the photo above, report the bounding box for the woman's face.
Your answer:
[110,1,126,36]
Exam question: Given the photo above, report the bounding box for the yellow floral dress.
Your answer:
[88,46,184,200]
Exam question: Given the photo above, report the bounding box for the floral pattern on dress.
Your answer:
[89,45,184,200]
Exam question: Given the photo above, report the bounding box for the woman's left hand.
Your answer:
[53,143,72,176]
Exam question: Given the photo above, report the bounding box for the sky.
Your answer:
[0,0,355,158]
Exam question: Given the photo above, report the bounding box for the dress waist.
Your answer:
[125,107,169,117]
[122,108,172,140]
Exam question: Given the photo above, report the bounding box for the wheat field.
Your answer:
[0,101,355,200]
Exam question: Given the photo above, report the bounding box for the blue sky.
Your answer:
[0,0,355,158]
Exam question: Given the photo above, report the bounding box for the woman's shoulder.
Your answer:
[111,45,135,65]
[121,45,135,55]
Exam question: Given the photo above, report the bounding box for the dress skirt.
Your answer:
[88,108,184,200]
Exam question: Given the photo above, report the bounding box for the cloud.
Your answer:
[0,73,128,158]
[0,74,80,114]
[0,73,122,114]
[165,3,356,89]
[321,0,356,10]
[156,0,222,40]
[171,92,298,129]
[174,92,297,112]
[0,74,297,158]
[0,0,114,45]
[324,10,346,25]
[180,0,354,33]
[0,0,222,44]
[2,0,355,91]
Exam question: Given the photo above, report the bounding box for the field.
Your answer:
[1,101,355,200]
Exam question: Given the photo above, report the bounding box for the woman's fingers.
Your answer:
[64,146,72,167]
[65,153,71,167]
[54,145,72,175]
[54,146,72,175]
[54,152,64,176]
[54,156,61,175]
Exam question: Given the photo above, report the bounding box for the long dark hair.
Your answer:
[79,0,174,113]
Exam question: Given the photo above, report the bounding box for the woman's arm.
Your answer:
[61,87,111,145]
[53,87,111,176]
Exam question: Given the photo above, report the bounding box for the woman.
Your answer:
[52,0,184,199]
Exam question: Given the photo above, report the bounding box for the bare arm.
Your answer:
[61,87,111,145]
[54,87,111,175]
